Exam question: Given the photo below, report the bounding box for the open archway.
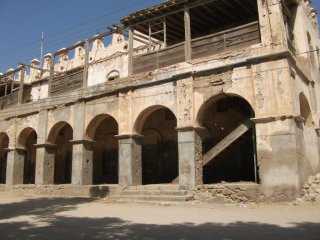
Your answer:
[17,128,37,184]
[86,114,119,184]
[135,106,178,185]
[197,94,257,184]
[0,133,9,184]
[48,122,73,184]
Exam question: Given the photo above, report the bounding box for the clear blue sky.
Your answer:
[0,0,320,73]
[0,0,163,73]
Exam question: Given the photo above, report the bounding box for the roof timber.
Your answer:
[121,0,258,26]
[122,0,259,45]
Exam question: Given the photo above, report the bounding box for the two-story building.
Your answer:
[0,0,319,202]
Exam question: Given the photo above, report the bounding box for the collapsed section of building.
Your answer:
[0,0,319,202]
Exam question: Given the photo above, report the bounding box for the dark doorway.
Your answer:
[0,134,9,184]
[53,124,73,184]
[141,108,178,185]
[200,96,257,184]
[23,130,37,184]
[92,117,118,184]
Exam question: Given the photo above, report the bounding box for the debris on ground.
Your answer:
[302,173,320,202]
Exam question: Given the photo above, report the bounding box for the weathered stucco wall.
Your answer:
[0,0,319,201]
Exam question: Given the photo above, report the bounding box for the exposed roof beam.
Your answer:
[213,2,240,22]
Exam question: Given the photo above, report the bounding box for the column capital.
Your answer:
[34,143,57,149]
[5,147,27,153]
[69,139,96,145]
[176,126,206,133]
[115,134,143,140]
[251,114,301,123]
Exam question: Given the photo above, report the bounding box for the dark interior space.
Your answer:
[124,0,260,74]
[23,130,37,184]
[53,124,73,184]
[201,96,256,184]
[0,133,9,184]
[124,0,258,46]
[141,108,178,185]
[92,117,119,185]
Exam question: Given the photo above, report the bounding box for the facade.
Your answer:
[0,0,319,201]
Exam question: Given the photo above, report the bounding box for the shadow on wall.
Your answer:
[0,198,319,240]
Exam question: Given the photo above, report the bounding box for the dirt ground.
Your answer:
[0,193,319,240]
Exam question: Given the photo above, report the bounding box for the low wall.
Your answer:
[0,184,121,198]
[193,183,298,203]
[0,183,300,202]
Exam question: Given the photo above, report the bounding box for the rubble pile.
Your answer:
[302,173,320,202]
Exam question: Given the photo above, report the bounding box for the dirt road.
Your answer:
[0,194,319,240]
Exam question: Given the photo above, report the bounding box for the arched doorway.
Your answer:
[0,133,9,184]
[17,128,37,184]
[86,115,119,184]
[48,122,73,184]
[198,95,257,184]
[136,107,178,185]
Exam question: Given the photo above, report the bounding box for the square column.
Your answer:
[177,127,203,190]
[117,134,142,186]
[254,117,306,199]
[6,148,25,185]
[35,144,56,185]
[70,140,94,185]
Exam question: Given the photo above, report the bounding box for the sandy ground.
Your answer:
[0,193,319,240]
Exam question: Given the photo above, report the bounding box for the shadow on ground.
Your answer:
[0,197,319,240]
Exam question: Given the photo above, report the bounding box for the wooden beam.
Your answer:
[214,3,239,22]
[10,73,15,92]
[233,0,255,18]
[133,31,162,44]
[165,16,185,36]
[184,5,192,61]
[128,27,134,75]
[163,17,167,47]
[221,0,247,19]
[18,67,25,105]
[201,4,226,24]
[18,62,60,74]
[82,39,90,89]
[202,118,252,166]
[148,23,152,51]
[4,81,8,96]
[48,54,54,97]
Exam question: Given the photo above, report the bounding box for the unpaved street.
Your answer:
[0,194,319,240]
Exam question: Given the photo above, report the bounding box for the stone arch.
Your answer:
[299,92,314,128]
[17,127,37,184]
[47,122,73,184]
[133,105,176,134]
[47,121,71,144]
[196,93,257,184]
[0,133,9,184]
[86,114,119,184]
[85,114,118,140]
[135,105,178,184]
[17,127,37,149]
[196,93,254,128]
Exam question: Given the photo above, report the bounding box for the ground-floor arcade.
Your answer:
[0,94,259,191]
[0,59,319,202]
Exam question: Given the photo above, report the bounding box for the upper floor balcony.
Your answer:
[0,0,263,112]
[122,0,260,74]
